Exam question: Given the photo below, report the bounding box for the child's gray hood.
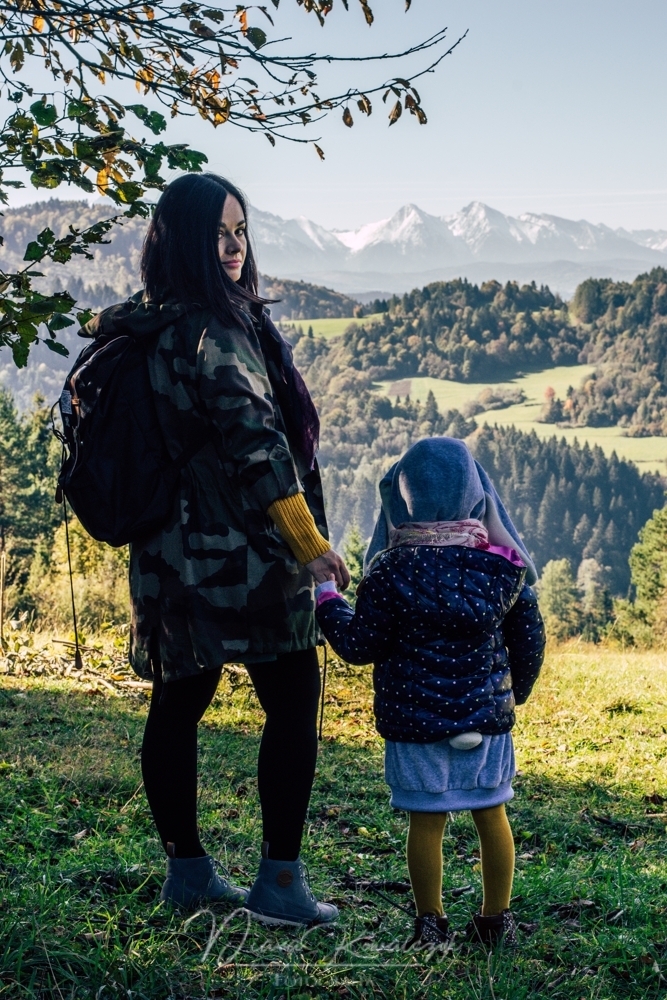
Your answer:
[364,436,537,585]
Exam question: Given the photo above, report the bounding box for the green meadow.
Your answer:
[281,310,667,474]
[379,364,667,476]
[2,631,667,999]
[279,314,385,340]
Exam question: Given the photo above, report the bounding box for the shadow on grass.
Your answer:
[2,681,667,998]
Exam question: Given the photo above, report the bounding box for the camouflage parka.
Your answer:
[86,294,327,682]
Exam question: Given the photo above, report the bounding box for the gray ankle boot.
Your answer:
[160,855,248,911]
[244,846,339,926]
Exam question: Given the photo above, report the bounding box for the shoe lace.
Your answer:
[299,861,317,902]
[211,858,235,883]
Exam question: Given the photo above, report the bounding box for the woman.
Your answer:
[87,173,349,925]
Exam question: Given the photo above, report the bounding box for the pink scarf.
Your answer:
[388,519,525,568]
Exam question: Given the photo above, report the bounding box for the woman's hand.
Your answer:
[306,549,351,591]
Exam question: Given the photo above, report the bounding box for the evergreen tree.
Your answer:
[0,390,60,607]
[342,522,367,607]
[609,506,667,646]
[537,559,582,641]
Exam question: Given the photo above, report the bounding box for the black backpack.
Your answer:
[54,324,203,547]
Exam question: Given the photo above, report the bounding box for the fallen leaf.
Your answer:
[73,828,88,841]
[82,930,105,942]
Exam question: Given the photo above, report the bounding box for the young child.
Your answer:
[315,437,545,947]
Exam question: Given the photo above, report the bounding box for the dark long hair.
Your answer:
[141,172,266,326]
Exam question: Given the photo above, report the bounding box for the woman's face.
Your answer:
[218,194,247,282]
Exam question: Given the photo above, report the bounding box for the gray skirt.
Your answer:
[384,732,515,812]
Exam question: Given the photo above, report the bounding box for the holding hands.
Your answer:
[306,550,350,591]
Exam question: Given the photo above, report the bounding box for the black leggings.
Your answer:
[141,648,321,862]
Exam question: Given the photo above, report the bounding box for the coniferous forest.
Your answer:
[2,269,667,630]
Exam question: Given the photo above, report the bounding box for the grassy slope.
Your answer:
[282,307,667,474]
[377,366,667,476]
[2,641,667,998]
[278,314,385,340]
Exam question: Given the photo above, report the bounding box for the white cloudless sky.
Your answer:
[5,0,667,231]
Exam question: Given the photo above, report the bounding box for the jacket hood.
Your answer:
[80,291,189,341]
[365,436,537,585]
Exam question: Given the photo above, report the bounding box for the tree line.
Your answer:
[543,269,667,435]
[322,268,667,438]
[0,378,664,637]
[291,325,665,599]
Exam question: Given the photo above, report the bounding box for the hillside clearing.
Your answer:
[2,639,667,998]
[378,365,667,475]
[279,313,385,340]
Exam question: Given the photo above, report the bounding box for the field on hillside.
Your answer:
[279,314,385,340]
[378,365,667,475]
[2,633,667,999]
[287,310,667,474]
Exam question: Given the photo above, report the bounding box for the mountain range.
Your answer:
[1,198,666,302]
[253,201,667,297]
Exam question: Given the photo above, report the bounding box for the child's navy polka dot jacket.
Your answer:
[316,544,546,744]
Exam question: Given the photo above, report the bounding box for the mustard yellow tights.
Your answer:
[407,804,515,917]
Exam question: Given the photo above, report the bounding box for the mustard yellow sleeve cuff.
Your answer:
[268,493,331,565]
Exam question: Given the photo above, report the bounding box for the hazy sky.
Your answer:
[5,0,667,231]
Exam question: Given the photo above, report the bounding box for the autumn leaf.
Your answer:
[314,143,325,160]
[246,27,267,49]
[342,107,353,127]
[388,99,402,125]
[190,19,216,38]
[32,15,45,32]
[357,95,372,115]
[405,93,427,124]
[358,0,374,26]
[204,93,231,125]
[96,168,109,194]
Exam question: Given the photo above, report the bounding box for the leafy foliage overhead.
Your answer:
[0,1,463,367]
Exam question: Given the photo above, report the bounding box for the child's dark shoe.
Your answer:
[405,912,452,949]
[464,909,518,947]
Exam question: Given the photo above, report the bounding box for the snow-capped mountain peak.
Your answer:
[2,196,666,304]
